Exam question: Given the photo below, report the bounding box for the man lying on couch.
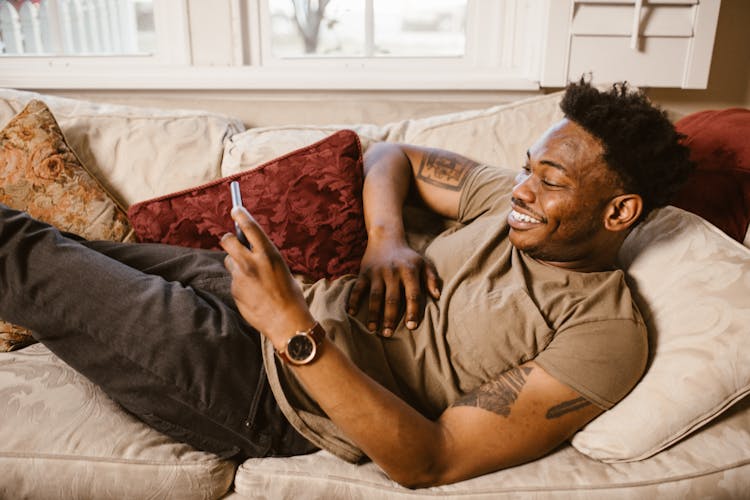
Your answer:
[0,80,693,488]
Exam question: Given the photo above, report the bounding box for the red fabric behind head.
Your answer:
[127,129,367,280]
[671,108,750,242]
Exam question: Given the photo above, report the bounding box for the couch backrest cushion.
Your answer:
[0,89,245,207]
[400,92,564,167]
[221,124,388,177]
[220,92,565,177]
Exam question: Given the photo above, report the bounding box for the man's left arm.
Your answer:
[221,208,602,489]
[295,352,601,489]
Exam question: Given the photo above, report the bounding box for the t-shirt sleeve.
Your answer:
[534,319,648,409]
[457,165,518,224]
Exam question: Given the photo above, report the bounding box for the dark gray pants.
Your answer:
[0,204,315,459]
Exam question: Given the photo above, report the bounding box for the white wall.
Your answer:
[646,0,750,114]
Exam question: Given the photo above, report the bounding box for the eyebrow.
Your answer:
[526,150,568,173]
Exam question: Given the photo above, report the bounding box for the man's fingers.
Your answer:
[223,252,236,273]
[347,277,369,314]
[220,233,251,268]
[367,278,384,333]
[424,261,442,299]
[401,268,422,330]
[230,206,267,251]
[381,291,401,338]
[380,266,404,337]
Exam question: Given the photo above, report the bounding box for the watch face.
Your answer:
[287,334,316,364]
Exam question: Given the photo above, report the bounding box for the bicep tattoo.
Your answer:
[452,366,593,420]
[416,150,479,191]
[452,366,533,417]
[545,397,591,419]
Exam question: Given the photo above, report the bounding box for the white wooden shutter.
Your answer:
[540,0,721,88]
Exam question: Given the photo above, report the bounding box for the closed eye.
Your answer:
[522,165,560,188]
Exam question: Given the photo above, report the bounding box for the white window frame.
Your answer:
[0,0,547,90]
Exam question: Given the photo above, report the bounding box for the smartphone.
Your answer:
[230,181,252,249]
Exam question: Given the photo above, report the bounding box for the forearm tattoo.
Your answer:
[545,397,591,419]
[416,150,478,191]
[452,366,533,417]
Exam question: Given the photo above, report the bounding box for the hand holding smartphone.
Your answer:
[230,181,253,250]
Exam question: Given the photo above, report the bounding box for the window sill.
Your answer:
[0,60,540,91]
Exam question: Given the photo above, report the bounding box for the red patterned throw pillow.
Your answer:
[127,129,367,280]
[672,108,750,243]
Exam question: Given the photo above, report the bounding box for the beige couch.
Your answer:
[1,88,749,499]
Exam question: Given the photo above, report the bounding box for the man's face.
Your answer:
[507,118,623,266]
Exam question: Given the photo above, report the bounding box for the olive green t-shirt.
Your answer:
[262,165,647,463]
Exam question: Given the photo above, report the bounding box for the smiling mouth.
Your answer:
[509,208,544,224]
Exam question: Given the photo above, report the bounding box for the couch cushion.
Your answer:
[221,124,387,177]
[232,396,750,499]
[0,343,236,499]
[220,92,564,177]
[0,89,245,206]
[400,92,565,167]
[571,206,750,461]
[0,100,132,241]
[0,100,132,352]
[128,130,367,280]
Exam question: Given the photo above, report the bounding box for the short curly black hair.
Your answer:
[560,78,694,223]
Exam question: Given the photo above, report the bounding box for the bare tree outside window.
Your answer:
[291,0,331,54]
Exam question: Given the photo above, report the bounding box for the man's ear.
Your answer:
[604,194,643,232]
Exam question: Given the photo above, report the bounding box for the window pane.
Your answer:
[374,0,466,57]
[268,0,467,59]
[269,0,365,57]
[0,0,155,56]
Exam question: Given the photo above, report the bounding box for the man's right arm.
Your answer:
[362,142,479,223]
[347,142,481,335]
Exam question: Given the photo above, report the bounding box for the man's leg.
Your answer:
[0,205,314,458]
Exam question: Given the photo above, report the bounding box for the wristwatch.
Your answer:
[276,322,326,365]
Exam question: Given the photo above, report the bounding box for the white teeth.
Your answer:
[511,209,541,224]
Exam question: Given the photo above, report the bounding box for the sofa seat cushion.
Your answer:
[232,396,750,499]
[0,88,245,206]
[0,344,236,500]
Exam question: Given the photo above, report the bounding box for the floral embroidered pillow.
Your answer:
[671,108,750,242]
[0,100,132,351]
[128,130,367,281]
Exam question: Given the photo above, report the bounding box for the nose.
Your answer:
[512,171,536,204]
